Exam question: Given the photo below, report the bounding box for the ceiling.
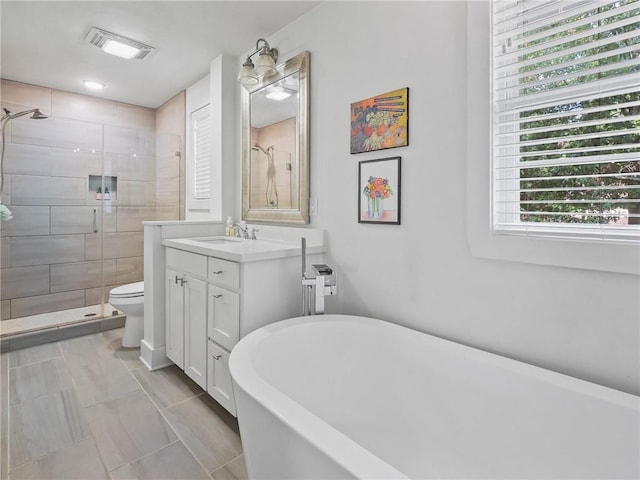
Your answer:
[0,1,320,109]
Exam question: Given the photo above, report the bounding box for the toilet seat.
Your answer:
[110,281,144,298]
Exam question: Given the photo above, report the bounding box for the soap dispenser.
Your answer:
[225,216,233,236]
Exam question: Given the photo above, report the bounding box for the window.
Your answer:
[191,105,212,200]
[492,0,640,242]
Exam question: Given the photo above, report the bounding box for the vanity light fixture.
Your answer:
[85,27,155,60]
[237,38,278,86]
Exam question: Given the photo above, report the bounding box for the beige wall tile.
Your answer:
[1,265,49,300]
[156,91,185,136]
[10,235,85,267]
[116,103,155,130]
[117,153,155,182]
[115,232,144,258]
[51,148,102,179]
[52,90,118,125]
[156,179,180,207]
[155,206,179,221]
[116,256,143,284]
[116,206,156,232]
[0,206,50,237]
[86,284,118,306]
[104,125,152,156]
[1,80,52,115]
[117,180,156,207]
[156,133,181,155]
[2,144,51,176]
[1,300,10,320]
[11,175,86,206]
[11,116,103,151]
[11,290,85,318]
[50,259,116,293]
[85,232,142,261]
[51,206,96,235]
[85,232,116,261]
[0,237,10,267]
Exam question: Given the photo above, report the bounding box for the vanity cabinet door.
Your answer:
[166,268,185,369]
[208,284,239,351]
[207,341,236,416]
[184,275,208,389]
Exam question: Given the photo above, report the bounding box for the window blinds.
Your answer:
[492,0,640,241]
[191,105,212,200]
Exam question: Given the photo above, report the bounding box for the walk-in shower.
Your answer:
[0,81,182,345]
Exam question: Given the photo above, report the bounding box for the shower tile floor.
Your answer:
[0,328,248,480]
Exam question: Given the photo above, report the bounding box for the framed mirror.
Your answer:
[242,51,309,224]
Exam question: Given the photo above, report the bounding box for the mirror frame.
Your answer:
[241,51,310,225]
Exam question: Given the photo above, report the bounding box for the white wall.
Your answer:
[262,2,639,395]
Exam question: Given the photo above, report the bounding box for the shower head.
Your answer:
[30,109,48,119]
[2,107,48,121]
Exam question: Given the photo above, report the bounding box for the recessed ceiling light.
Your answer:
[83,80,106,90]
[85,27,155,60]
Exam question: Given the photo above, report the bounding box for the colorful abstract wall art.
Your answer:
[350,88,409,154]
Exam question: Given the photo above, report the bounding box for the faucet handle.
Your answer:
[250,228,259,240]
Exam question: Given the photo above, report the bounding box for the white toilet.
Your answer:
[109,281,144,348]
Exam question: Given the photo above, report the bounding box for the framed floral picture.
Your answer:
[350,87,409,154]
[358,156,401,224]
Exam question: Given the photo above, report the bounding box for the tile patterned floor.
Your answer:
[0,328,248,480]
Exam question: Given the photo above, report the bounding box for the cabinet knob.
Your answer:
[212,354,222,360]
[211,270,223,275]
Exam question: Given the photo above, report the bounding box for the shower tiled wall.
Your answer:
[0,80,183,320]
[250,118,297,209]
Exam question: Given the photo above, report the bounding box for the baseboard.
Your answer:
[140,338,173,371]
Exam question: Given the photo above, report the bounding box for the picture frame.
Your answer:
[350,87,409,154]
[358,156,401,224]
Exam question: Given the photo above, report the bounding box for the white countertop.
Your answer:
[162,236,325,262]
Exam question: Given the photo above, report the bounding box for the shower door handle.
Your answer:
[92,208,98,233]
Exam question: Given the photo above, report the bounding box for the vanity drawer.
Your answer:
[208,257,240,289]
[166,248,207,279]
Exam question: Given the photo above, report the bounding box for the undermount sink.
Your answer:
[194,237,243,245]
[162,229,326,262]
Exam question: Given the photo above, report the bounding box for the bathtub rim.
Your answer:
[230,314,639,479]
[230,316,410,479]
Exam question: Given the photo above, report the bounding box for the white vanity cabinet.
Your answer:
[163,231,325,417]
[165,248,208,389]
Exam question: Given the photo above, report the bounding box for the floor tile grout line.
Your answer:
[55,335,111,479]
[210,452,245,476]
[139,389,217,478]
[6,330,124,477]
[6,329,239,479]
[118,347,216,478]
[7,343,64,370]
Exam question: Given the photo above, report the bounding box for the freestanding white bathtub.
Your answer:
[229,315,639,479]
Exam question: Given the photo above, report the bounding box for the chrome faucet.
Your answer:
[232,223,249,239]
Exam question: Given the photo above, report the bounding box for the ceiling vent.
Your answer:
[85,27,155,60]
